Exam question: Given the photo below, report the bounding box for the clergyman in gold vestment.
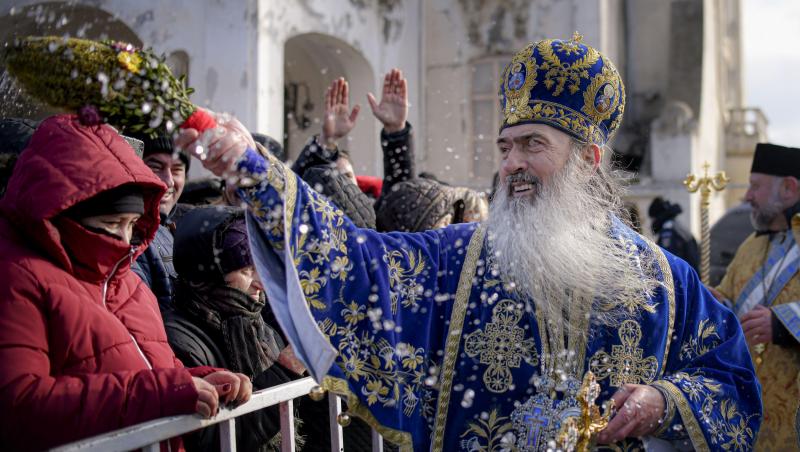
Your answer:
[715,143,800,450]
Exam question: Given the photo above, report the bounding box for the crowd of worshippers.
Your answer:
[0,69,487,451]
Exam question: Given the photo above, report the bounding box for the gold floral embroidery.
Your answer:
[679,319,721,361]
[582,64,622,124]
[500,43,538,126]
[459,408,517,452]
[433,226,485,451]
[324,321,433,417]
[659,372,757,452]
[384,248,427,314]
[537,36,600,97]
[590,320,658,387]
[464,299,539,393]
[524,100,606,146]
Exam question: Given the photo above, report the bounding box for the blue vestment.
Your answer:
[237,149,761,451]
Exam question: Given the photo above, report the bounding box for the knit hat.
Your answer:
[65,183,145,219]
[751,143,800,179]
[174,206,252,282]
[218,217,252,275]
[376,178,453,232]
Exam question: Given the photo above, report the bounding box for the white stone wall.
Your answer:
[1,0,750,234]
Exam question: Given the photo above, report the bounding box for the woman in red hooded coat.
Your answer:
[0,115,251,451]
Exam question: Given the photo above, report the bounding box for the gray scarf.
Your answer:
[177,279,284,379]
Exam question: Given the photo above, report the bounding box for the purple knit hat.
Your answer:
[218,217,252,275]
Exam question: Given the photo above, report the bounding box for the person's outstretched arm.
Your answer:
[177,115,478,450]
[368,68,415,199]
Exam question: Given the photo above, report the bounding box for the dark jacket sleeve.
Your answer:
[379,122,415,199]
[303,166,376,229]
[290,135,340,177]
[131,253,152,287]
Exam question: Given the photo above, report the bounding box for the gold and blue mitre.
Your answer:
[499,32,625,146]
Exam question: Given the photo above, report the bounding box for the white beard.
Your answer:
[485,155,661,345]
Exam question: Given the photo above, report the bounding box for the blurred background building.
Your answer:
[0,0,768,238]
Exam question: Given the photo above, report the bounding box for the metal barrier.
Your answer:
[52,377,384,452]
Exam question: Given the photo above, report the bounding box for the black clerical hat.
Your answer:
[751,143,800,178]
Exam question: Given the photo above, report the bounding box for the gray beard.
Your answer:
[485,156,661,344]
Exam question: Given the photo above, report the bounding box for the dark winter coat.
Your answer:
[292,136,376,229]
[168,206,292,452]
[0,117,38,197]
[654,219,700,272]
[303,165,376,228]
[0,115,214,451]
[132,222,177,312]
[375,178,454,232]
[378,122,415,199]
[649,197,700,272]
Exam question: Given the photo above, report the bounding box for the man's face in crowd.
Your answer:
[143,153,186,216]
[746,172,786,230]
[336,156,358,186]
[496,123,573,200]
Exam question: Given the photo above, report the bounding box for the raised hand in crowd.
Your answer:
[367,68,408,133]
[321,77,361,149]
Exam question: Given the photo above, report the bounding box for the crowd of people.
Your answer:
[0,65,486,451]
[0,32,798,452]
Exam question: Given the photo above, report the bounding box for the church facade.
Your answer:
[0,0,767,237]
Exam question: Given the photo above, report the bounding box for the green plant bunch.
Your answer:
[4,36,196,137]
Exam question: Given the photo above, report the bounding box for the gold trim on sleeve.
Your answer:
[644,236,676,375]
[651,380,710,452]
[431,225,486,451]
[321,376,414,451]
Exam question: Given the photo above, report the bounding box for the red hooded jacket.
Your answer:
[0,115,214,450]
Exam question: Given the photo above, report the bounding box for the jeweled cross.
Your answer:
[523,406,550,449]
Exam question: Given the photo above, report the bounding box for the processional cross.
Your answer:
[684,161,729,284]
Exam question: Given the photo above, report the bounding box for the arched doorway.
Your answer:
[284,33,378,175]
[0,1,142,119]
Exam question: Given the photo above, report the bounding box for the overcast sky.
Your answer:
[743,0,800,146]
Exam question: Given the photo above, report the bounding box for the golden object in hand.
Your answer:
[557,371,615,451]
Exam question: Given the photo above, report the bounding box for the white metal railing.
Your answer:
[52,377,384,452]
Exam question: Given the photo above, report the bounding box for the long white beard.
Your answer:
[485,155,660,344]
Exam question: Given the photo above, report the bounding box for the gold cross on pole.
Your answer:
[684,162,729,285]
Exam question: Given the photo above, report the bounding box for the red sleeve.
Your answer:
[0,264,199,450]
[172,354,225,377]
[187,366,224,377]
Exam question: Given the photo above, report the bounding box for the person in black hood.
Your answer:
[648,197,700,271]
[167,206,301,451]
[0,118,38,198]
